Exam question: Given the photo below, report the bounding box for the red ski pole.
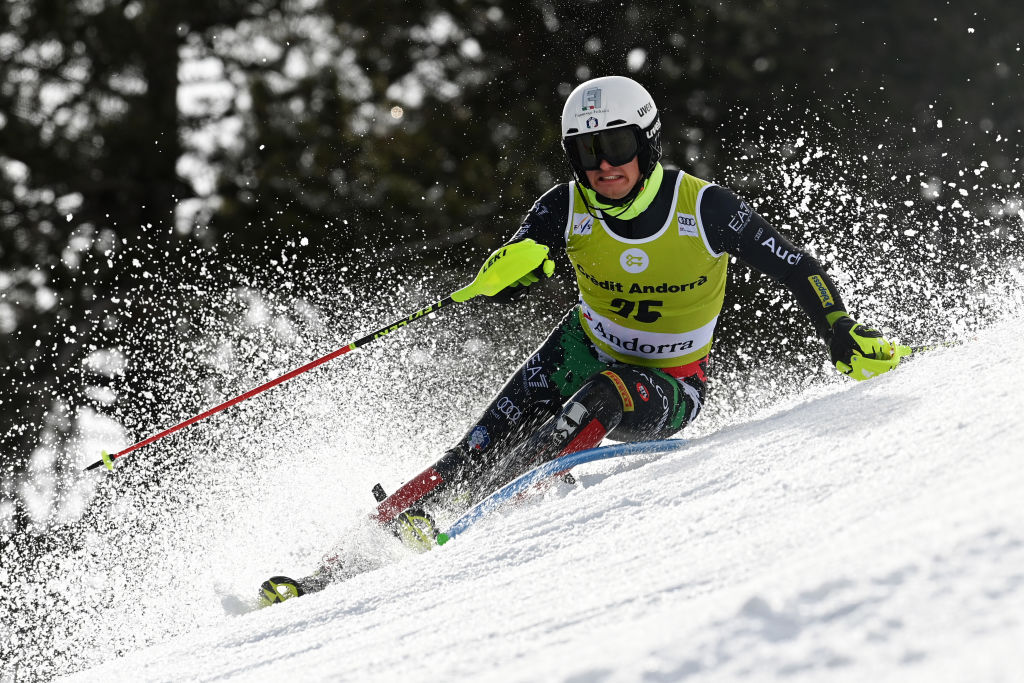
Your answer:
[84,297,451,471]
[83,239,554,472]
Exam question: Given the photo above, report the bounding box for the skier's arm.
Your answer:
[699,185,846,339]
[487,183,570,303]
[699,186,909,379]
[504,183,571,250]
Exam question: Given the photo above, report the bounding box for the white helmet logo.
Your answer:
[620,248,649,273]
[582,88,601,111]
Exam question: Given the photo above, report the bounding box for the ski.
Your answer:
[256,439,686,606]
[436,439,686,544]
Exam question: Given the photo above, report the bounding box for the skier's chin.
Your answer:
[594,178,633,198]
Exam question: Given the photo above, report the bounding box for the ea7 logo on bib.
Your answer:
[677,212,698,237]
[620,248,648,273]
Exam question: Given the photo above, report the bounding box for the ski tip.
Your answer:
[436,533,451,546]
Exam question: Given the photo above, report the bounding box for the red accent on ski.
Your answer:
[559,418,607,457]
[373,467,444,525]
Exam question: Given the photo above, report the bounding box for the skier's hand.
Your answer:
[829,315,910,381]
[489,253,555,303]
[452,238,555,303]
[489,280,532,304]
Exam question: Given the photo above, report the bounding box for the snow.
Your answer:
[56,317,1024,682]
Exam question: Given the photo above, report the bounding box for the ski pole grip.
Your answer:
[452,239,553,302]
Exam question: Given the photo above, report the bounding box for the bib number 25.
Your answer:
[610,298,663,323]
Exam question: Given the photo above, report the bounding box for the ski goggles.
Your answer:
[565,126,640,171]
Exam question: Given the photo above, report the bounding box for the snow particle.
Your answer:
[627,48,647,72]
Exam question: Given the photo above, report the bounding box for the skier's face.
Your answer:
[585,156,640,199]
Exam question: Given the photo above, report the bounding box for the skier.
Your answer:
[259,75,908,605]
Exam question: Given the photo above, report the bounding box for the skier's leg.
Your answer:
[284,361,709,598]
[606,360,709,442]
[373,307,607,540]
[503,357,710,481]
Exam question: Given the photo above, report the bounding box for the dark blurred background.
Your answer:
[3,0,1023,535]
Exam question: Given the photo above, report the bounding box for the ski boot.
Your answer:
[257,575,307,607]
[257,571,336,607]
[256,553,344,608]
[394,507,439,552]
[372,482,440,553]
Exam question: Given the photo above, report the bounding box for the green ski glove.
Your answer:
[452,238,555,303]
[829,315,911,381]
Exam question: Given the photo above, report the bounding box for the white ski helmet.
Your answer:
[561,76,663,194]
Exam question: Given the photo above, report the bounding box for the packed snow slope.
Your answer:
[62,317,1024,682]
